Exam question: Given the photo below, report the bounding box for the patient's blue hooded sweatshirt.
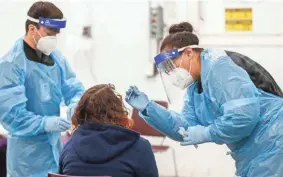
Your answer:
[59,123,158,177]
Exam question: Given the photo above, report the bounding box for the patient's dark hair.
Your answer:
[72,84,133,129]
[160,22,200,51]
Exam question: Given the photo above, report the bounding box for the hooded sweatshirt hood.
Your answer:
[71,123,140,163]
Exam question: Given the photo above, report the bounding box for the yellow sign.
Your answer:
[225,8,253,31]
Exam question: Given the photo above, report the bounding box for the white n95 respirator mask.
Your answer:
[170,53,195,90]
[170,67,194,90]
[33,31,57,56]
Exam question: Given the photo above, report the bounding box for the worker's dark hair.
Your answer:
[25,1,63,33]
[72,84,133,131]
[160,22,200,51]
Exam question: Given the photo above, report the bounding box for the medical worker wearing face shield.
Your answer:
[0,1,85,177]
[126,22,283,177]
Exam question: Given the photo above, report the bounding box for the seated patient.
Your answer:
[59,84,158,177]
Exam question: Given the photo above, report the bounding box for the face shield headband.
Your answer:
[27,16,67,29]
[154,45,200,66]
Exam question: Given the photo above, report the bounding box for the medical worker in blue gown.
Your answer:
[0,1,84,177]
[126,22,283,177]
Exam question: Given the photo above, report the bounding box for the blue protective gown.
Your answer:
[140,49,283,177]
[0,39,85,177]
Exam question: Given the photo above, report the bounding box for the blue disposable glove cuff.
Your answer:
[203,126,213,142]
[139,100,150,112]
[180,125,213,146]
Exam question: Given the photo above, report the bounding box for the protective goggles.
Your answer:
[154,45,200,74]
[27,16,67,30]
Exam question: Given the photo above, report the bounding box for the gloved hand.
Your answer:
[125,86,150,111]
[179,125,212,146]
[44,117,71,132]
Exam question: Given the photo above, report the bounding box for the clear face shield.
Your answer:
[154,45,200,104]
[27,16,67,55]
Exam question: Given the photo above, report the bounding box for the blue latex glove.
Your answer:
[125,86,150,111]
[179,125,212,146]
[44,117,71,132]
